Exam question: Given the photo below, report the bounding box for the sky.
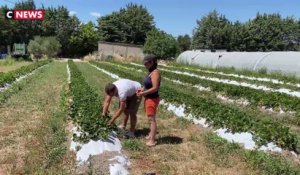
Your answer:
[1,0,300,37]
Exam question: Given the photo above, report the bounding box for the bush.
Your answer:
[0,55,15,66]
[258,67,268,74]
[27,36,61,59]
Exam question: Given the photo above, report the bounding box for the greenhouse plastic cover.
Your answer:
[176,51,300,77]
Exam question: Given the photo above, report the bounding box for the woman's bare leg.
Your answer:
[147,116,157,145]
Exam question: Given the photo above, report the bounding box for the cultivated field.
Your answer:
[0,59,300,174]
[0,60,32,73]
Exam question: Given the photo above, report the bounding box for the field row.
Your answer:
[85,59,298,174]
[0,60,52,88]
[113,61,300,115]
[90,61,300,153]
[168,62,300,87]
[68,60,114,143]
[0,62,73,174]
[1,60,299,174]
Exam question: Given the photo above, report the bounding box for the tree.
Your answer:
[0,5,13,47]
[120,3,155,44]
[98,3,155,45]
[42,37,61,57]
[0,1,81,56]
[12,0,42,44]
[192,10,232,50]
[97,12,125,43]
[229,21,249,51]
[143,29,180,59]
[0,0,41,49]
[282,17,299,51]
[228,14,300,51]
[27,36,43,59]
[70,22,100,56]
[246,13,284,51]
[41,6,80,56]
[177,34,191,52]
[27,36,61,59]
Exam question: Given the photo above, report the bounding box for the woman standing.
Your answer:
[137,54,161,146]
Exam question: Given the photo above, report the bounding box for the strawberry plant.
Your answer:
[68,60,116,143]
[158,64,300,91]
[171,62,300,86]
[117,61,300,113]
[0,60,52,87]
[90,61,299,152]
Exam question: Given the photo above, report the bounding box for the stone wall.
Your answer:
[98,42,144,61]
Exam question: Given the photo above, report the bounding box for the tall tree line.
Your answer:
[192,10,300,51]
[97,3,155,45]
[3,1,297,58]
[0,0,178,58]
[0,1,160,57]
[0,0,86,57]
[97,3,180,59]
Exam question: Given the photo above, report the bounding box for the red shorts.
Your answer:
[144,97,160,117]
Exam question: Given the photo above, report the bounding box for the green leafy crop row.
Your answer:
[171,62,300,85]
[159,64,300,91]
[90,61,299,152]
[0,60,52,87]
[116,61,300,113]
[68,60,116,143]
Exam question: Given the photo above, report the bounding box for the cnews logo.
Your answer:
[5,10,45,20]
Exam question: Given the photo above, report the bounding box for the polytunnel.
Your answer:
[176,51,300,77]
[177,51,220,67]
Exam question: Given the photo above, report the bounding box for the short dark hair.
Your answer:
[105,83,116,95]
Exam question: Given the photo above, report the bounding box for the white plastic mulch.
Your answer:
[67,64,71,84]
[131,63,295,113]
[159,99,289,154]
[105,62,143,72]
[159,68,300,98]
[130,63,143,67]
[0,83,12,92]
[69,64,130,174]
[130,62,300,97]
[157,63,300,88]
[108,62,212,92]
[0,65,48,93]
[89,63,298,165]
[69,128,130,175]
[89,63,121,79]
[111,62,249,106]
[183,67,300,88]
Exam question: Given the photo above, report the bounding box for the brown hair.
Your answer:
[105,83,116,95]
[143,54,158,72]
[143,54,158,64]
